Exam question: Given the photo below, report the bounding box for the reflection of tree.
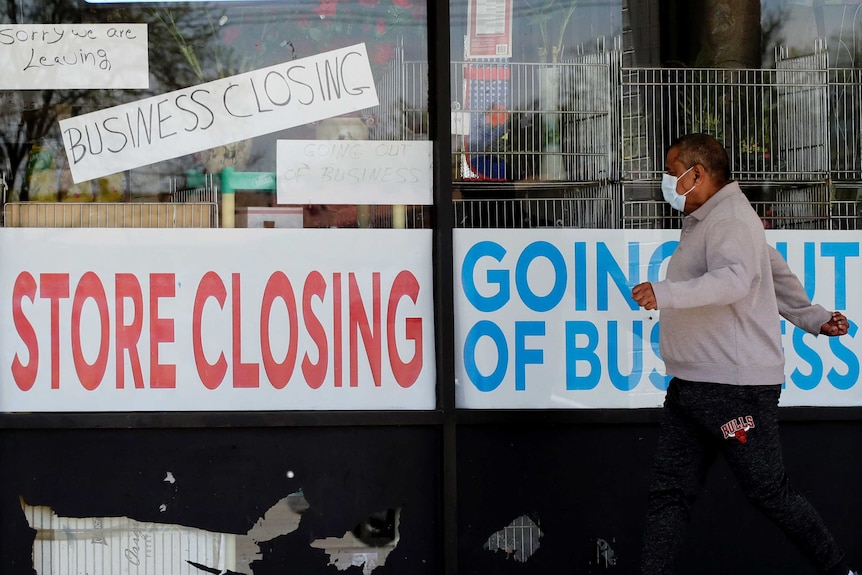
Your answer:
[760,4,786,67]
[150,6,229,86]
[0,0,211,201]
[1,0,86,200]
[523,0,579,63]
[701,0,761,68]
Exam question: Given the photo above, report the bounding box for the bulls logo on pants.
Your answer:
[721,415,755,444]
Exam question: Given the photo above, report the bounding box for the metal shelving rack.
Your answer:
[445,38,861,231]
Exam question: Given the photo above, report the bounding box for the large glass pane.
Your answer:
[1,0,430,229]
[449,0,622,229]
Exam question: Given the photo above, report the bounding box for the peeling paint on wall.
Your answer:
[482,514,542,562]
[238,490,309,570]
[22,499,235,575]
[20,494,401,575]
[594,537,617,568]
[310,508,401,575]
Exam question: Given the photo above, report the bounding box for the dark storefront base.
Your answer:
[457,414,862,575]
[0,424,441,575]
[1,412,860,575]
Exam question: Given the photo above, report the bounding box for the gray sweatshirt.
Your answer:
[651,181,830,386]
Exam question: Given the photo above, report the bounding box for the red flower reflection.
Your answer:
[222,27,240,47]
[392,0,413,8]
[410,4,426,20]
[370,42,395,65]
[314,0,338,18]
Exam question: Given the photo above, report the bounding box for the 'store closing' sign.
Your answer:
[60,44,379,183]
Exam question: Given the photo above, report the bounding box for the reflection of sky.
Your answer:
[763,0,862,66]
[450,0,622,61]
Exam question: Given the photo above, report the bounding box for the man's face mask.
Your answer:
[661,165,696,212]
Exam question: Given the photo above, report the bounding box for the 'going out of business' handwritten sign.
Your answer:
[277,139,433,205]
[60,44,379,183]
[0,24,148,90]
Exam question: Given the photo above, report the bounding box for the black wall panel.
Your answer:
[457,421,862,575]
[0,427,440,575]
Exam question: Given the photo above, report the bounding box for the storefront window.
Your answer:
[449,0,622,228]
[763,0,862,67]
[0,0,430,229]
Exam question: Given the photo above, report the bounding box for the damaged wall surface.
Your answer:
[457,421,862,574]
[2,419,861,574]
[0,427,438,575]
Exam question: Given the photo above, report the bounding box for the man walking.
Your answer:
[631,133,854,575]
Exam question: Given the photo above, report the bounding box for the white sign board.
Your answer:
[60,44,379,183]
[276,140,433,205]
[0,24,149,90]
[0,228,435,412]
[454,229,862,409]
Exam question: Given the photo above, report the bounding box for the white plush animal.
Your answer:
[313,116,373,141]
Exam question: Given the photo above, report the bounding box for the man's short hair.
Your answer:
[671,133,731,183]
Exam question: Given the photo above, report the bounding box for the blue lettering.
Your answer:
[790,327,823,390]
[608,320,643,391]
[565,321,601,390]
[780,319,787,388]
[516,241,566,312]
[821,242,858,310]
[464,320,508,392]
[574,242,587,311]
[597,242,639,311]
[648,322,670,390]
[462,241,509,312]
[648,241,677,282]
[515,321,544,391]
[827,321,859,390]
[803,242,815,300]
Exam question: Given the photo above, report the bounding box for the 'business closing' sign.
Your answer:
[60,44,379,183]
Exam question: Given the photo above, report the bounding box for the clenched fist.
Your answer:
[631,282,658,310]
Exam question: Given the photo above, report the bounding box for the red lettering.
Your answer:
[40,273,70,389]
[387,271,422,388]
[349,273,381,387]
[232,273,259,387]
[149,273,176,388]
[302,272,328,389]
[193,272,227,390]
[260,272,298,389]
[115,274,144,389]
[71,272,109,390]
[12,272,38,391]
[333,272,342,387]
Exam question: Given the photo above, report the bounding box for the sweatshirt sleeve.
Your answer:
[651,216,757,309]
[768,245,831,334]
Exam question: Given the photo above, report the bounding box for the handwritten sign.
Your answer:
[60,44,379,183]
[0,24,148,90]
[276,140,433,205]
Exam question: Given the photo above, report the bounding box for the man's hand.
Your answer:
[631,282,658,310]
[820,311,849,336]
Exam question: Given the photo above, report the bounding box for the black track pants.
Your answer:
[639,378,848,575]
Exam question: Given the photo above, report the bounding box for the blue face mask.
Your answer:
[661,166,695,212]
